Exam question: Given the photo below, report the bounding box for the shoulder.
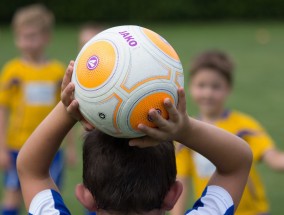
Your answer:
[1,58,22,74]
[229,110,262,128]
[185,185,234,215]
[47,59,66,78]
[29,189,71,215]
[48,59,65,68]
[47,60,66,74]
[226,110,270,140]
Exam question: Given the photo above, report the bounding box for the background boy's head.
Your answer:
[76,130,182,214]
[79,23,104,49]
[12,4,54,57]
[189,50,234,116]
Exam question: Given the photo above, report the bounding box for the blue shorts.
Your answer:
[4,150,64,190]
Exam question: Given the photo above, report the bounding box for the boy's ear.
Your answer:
[75,183,98,212]
[161,180,183,211]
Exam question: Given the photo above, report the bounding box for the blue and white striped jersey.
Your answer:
[29,189,70,215]
[185,186,234,215]
[29,185,234,215]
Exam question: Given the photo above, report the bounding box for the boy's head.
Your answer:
[79,23,104,49]
[75,130,182,215]
[189,50,234,116]
[12,4,54,57]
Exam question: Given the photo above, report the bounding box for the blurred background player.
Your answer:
[171,50,284,215]
[78,22,104,49]
[0,4,76,215]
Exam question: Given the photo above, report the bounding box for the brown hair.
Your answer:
[12,4,54,33]
[83,130,176,214]
[190,50,234,85]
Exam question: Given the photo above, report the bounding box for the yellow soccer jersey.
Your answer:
[0,58,65,150]
[176,110,274,215]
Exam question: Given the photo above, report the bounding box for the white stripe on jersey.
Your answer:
[185,185,234,215]
[29,189,70,215]
[28,185,234,215]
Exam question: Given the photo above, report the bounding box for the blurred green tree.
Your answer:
[0,0,283,23]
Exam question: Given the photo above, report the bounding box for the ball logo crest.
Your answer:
[87,56,99,70]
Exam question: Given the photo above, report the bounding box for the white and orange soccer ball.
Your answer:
[72,25,184,138]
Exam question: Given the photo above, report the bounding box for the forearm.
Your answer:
[179,118,252,207]
[181,118,252,173]
[0,106,8,150]
[264,149,284,171]
[17,102,76,179]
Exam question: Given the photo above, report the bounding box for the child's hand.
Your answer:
[129,88,190,147]
[61,61,94,131]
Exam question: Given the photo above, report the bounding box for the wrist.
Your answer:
[58,101,78,125]
[176,116,192,144]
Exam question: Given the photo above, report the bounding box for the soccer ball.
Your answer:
[72,25,184,138]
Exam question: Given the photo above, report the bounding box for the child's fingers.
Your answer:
[129,138,145,147]
[61,83,75,106]
[177,88,187,114]
[129,136,160,148]
[66,100,81,118]
[129,138,144,147]
[61,61,74,92]
[138,123,165,140]
[164,98,179,122]
[148,109,168,128]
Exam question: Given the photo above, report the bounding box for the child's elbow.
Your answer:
[16,151,25,179]
[240,140,253,172]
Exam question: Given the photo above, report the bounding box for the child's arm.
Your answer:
[263,149,284,171]
[187,118,252,208]
[240,118,284,171]
[130,89,252,209]
[17,102,76,209]
[0,107,10,170]
[0,67,14,170]
[16,62,82,209]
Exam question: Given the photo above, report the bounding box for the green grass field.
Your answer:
[0,22,284,214]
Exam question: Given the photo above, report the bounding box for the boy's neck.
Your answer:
[21,52,47,65]
[97,209,164,215]
[200,108,227,124]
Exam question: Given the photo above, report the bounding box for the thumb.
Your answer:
[129,136,160,148]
